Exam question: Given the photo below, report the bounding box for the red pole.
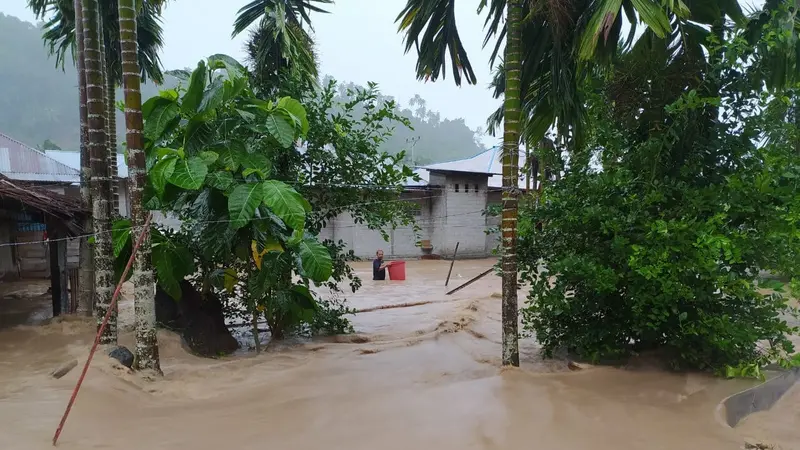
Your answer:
[52,213,152,446]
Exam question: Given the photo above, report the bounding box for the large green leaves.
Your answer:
[228,183,264,229]
[144,101,180,141]
[261,180,310,230]
[278,97,309,135]
[112,219,132,258]
[265,113,297,148]
[182,60,208,114]
[150,157,177,196]
[168,157,208,190]
[297,237,332,282]
[151,231,196,301]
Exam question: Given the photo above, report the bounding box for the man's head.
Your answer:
[376,250,384,260]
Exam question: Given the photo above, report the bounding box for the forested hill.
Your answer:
[0,13,485,162]
[0,13,163,150]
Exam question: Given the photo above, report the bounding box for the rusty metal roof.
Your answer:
[0,132,80,183]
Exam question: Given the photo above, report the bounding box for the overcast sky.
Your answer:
[3,0,503,147]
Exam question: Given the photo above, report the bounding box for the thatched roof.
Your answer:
[0,175,87,235]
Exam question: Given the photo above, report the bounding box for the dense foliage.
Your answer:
[519,20,800,372]
[113,54,418,341]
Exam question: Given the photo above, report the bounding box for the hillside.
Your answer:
[0,13,165,151]
[0,13,484,162]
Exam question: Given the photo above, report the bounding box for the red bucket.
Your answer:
[387,261,406,281]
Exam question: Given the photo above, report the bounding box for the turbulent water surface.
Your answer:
[0,259,794,449]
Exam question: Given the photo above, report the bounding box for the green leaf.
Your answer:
[289,284,318,311]
[150,157,177,196]
[297,237,333,282]
[228,183,264,229]
[184,118,214,155]
[182,60,207,114]
[207,54,247,81]
[151,235,195,301]
[198,78,225,114]
[264,113,296,148]
[277,97,309,136]
[112,219,132,258]
[199,151,219,165]
[240,152,272,173]
[144,101,180,141]
[629,0,671,37]
[168,157,208,190]
[218,141,247,171]
[579,0,624,60]
[261,180,309,230]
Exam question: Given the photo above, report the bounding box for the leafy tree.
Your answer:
[115,55,415,344]
[518,16,799,372]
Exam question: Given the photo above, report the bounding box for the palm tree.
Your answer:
[79,0,116,344]
[30,0,166,215]
[395,0,746,366]
[233,0,329,93]
[118,0,160,372]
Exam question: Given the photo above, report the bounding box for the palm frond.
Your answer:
[396,0,477,85]
[31,0,165,83]
[233,0,332,37]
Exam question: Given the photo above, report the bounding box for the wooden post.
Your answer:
[445,242,459,287]
[47,220,68,317]
[446,268,493,296]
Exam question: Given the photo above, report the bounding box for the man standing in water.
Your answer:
[373,249,391,280]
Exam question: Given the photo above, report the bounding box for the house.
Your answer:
[0,174,88,315]
[320,148,531,259]
[0,132,131,279]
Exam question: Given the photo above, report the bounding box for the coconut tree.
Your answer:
[117,0,160,371]
[395,0,746,366]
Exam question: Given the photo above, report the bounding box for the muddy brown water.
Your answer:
[0,259,794,449]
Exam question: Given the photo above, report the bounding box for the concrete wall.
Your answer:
[321,172,497,260]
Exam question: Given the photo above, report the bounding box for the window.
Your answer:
[464,184,469,193]
[409,203,422,216]
[474,184,479,193]
[454,183,459,192]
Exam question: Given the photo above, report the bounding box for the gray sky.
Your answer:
[3,0,502,147]
[2,0,768,150]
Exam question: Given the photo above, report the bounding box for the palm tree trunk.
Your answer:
[83,0,116,344]
[500,0,521,367]
[75,0,95,317]
[119,0,161,372]
[107,74,120,217]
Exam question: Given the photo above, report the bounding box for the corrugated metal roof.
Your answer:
[0,133,81,183]
[421,147,530,189]
[45,150,129,178]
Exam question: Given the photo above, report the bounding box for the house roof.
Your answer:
[0,175,87,234]
[416,147,530,189]
[45,149,129,178]
[0,133,81,183]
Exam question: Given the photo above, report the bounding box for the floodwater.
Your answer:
[0,259,794,449]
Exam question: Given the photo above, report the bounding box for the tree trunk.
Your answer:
[119,0,161,372]
[500,0,521,367]
[107,75,120,217]
[75,0,95,317]
[83,0,116,345]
